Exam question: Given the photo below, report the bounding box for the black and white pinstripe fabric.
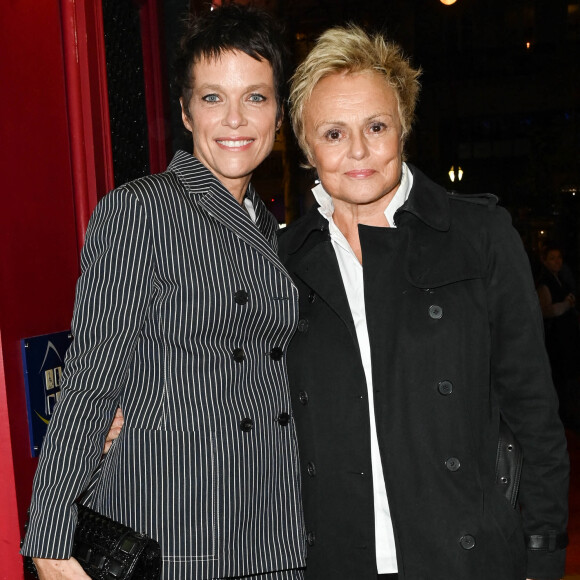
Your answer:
[21,151,306,579]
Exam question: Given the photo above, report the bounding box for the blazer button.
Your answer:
[240,418,254,432]
[298,390,309,405]
[277,412,290,426]
[445,457,461,472]
[234,290,248,305]
[306,531,316,546]
[438,380,453,395]
[270,347,283,361]
[308,290,316,303]
[306,461,317,477]
[232,348,245,362]
[429,304,443,319]
[459,535,476,550]
[297,319,309,333]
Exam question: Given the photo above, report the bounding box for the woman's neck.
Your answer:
[332,198,392,263]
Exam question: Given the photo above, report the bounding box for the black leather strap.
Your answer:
[526,531,568,551]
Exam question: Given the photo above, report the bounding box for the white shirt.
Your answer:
[312,163,413,573]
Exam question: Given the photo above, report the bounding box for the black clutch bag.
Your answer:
[23,504,162,580]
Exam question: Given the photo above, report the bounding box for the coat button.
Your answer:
[306,461,317,477]
[459,535,476,550]
[297,319,309,333]
[298,391,309,405]
[270,347,283,361]
[429,304,443,319]
[445,457,461,471]
[277,412,290,426]
[232,348,245,362]
[306,531,316,546]
[438,380,453,395]
[240,418,254,432]
[234,290,248,305]
[308,290,316,303]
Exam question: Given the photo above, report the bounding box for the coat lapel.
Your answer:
[282,210,357,343]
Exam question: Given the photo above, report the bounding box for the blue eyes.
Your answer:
[201,93,266,103]
[249,94,266,102]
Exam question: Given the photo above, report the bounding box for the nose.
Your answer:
[348,131,368,160]
[223,101,247,129]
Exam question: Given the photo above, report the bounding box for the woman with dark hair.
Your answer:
[20,5,305,580]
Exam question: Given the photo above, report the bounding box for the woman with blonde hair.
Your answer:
[280,25,568,580]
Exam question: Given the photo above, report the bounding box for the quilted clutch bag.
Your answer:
[23,504,162,580]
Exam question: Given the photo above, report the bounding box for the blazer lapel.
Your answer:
[169,151,289,278]
[199,184,284,267]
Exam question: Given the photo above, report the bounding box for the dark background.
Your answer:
[158,0,579,281]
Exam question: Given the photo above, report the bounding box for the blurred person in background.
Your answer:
[537,242,580,428]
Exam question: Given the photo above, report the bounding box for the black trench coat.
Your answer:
[278,166,568,580]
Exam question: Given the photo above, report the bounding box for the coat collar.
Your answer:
[393,164,450,232]
[168,150,285,275]
[282,164,450,256]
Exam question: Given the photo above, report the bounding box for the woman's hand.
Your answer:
[103,407,124,454]
[32,557,90,579]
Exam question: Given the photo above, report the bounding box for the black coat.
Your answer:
[279,166,568,580]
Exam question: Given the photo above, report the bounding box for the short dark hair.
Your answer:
[174,4,289,121]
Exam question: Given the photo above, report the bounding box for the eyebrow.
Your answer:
[195,83,273,93]
[315,112,395,130]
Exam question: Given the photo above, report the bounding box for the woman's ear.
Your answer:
[180,98,193,133]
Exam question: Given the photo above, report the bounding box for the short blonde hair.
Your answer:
[289,25,421,164]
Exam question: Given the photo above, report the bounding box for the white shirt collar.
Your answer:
[312,162,413,229]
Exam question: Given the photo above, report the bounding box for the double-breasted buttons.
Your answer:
[459,535,476,550]
[240,418,253,432]
[429,304,443,319]
[232,348,245,362]
[306,461,317,477]
[270,347,283,361]
[297,319,309,333]
[234,290,248,305]
[438,380,453,395]
[308,290,316,303]
[306,531,316,546]
[277,412,290,426]
[298,391,309,405]
[445,457,461,472]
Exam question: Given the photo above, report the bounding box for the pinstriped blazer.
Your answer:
[21,151,306,579]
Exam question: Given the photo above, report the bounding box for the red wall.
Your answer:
[0,1,81,576]
[0,1,168,575]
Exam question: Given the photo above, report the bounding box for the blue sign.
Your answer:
[21,331,73,457]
